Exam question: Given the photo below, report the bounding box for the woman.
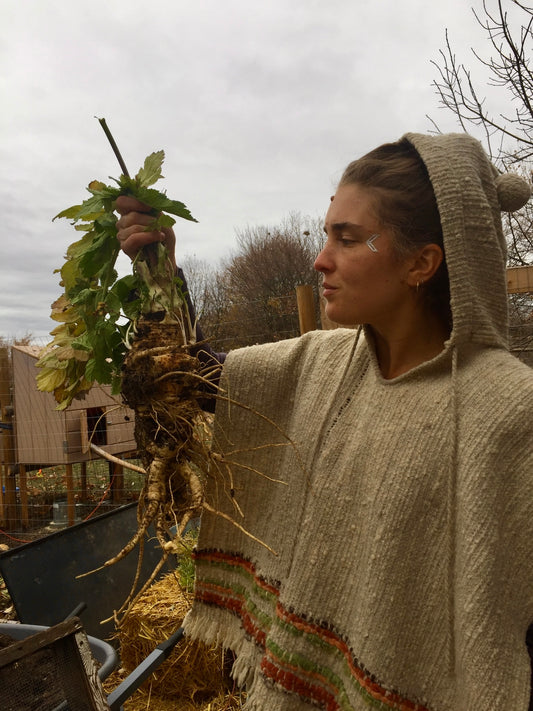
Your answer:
[116,132,533,710]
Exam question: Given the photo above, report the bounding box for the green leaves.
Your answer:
[134,187,197,222]
[135,150,165,187]
[37,149,196,409]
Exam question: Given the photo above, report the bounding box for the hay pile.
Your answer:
[111,690,244,711]
[105,570,244,709]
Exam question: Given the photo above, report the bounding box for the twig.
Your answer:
[89,442,146,474]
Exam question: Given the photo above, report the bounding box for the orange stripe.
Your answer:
[195,580,268,647]
[194,548,280,596]
[276,605,428,710]
[194,550,430,711]
[262,656,341,710]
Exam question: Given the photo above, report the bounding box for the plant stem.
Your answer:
[97,117,130,177]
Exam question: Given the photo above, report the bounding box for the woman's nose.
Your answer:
[314,244,331,273]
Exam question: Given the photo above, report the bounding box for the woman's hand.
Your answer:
[115,195,177,268]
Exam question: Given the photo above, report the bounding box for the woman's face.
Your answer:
[315,183,414,328]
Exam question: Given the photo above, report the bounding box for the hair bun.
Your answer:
[495,173,531,212]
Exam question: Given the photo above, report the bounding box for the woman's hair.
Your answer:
[340,138,452,330]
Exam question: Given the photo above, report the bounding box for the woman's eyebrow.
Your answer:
[323,221,364,234]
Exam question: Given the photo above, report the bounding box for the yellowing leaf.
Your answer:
[36,366,68,393]
[55,347,91,363]
[50,295,78,323]
[88,180,106,191]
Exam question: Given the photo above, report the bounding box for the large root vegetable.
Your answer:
[94,316,213,619]
[36,125,276,624]
[120,318,206,549]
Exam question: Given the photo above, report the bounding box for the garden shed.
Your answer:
[11,345,135,465]
[0,345,137,530]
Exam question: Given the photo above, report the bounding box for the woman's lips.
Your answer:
[322,283,337,298]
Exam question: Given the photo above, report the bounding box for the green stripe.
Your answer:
[196,554,422,710]
[267,635,396,711]
[197,556,279,604]
[273,613,397,709]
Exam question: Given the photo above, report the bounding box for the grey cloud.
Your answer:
[1,0,500,339]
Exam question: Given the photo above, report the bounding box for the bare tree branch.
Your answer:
[429,0,533,325]
[430,1,533,166]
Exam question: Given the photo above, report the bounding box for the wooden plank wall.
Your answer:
[3,348,138,529]
[12,347,136,465]
[12,347,65,464]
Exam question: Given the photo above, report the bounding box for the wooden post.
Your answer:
[111,461,124,503]
[2,408,17,529]
[0,424,5,527]
[66,463,75,526]
[79,461,88,503]
[0,347,10,524]
[296,284,317,335]
[0,453,4,525]
[506,265,533,294]
[18,463,29,530]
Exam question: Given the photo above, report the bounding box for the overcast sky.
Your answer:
[1,0,496,341]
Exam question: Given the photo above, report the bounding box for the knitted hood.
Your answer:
[403,132,530,349]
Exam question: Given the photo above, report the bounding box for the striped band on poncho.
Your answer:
[194,547,430,711]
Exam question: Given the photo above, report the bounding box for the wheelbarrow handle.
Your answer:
[155,626,185,657]
[106,627,185,710]
[63,602,88,621]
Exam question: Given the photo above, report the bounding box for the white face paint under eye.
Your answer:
[366,233,380,252]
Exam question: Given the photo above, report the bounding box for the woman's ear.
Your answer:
[407,243,443,287]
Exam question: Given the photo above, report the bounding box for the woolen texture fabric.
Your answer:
[184,133,533,710]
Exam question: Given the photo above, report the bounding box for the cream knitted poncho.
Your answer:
[184,133,533,710]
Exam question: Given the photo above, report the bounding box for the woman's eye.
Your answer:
[339,235,357,245]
